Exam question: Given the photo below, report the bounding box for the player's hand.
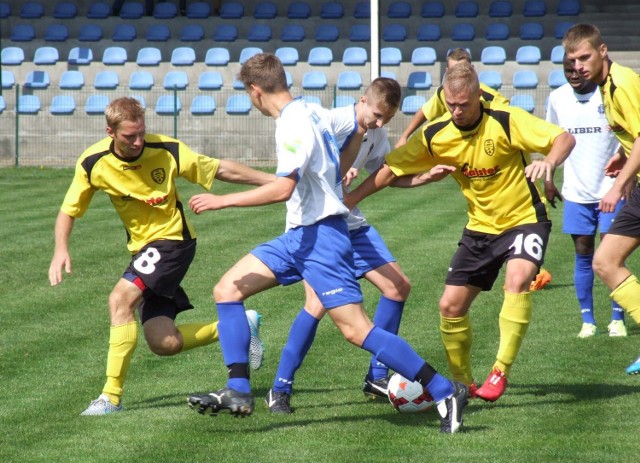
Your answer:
[394,136,408,148]
[599,188,623,213]
[525,160,554,182]
[428,165,456,182]
[604,152,626,177]
[543,181,563,208]
[189,193,225,214]
[343,168,359,187]
[49,252,71,286]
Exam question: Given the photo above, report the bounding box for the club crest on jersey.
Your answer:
[484,139,495,156]
[598,104,605,114]
[151,168,166,184]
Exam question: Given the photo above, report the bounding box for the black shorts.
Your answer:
[123,239,196,324]
[607,186,640,237]
[446,222,551,291]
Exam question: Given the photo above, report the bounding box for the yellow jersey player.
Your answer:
[346,62,575,402]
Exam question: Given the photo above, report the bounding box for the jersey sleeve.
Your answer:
[177,141,219,191]
[508,106,566,154]
[545,91,559,125]
[60,158,97,218]
[385,130,434,176]
[422,87,447,121]
[359,130,390,174]
[613,82,640,140]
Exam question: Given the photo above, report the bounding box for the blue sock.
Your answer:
[273,309,320,394]
[361,326,424,385]
[575,253,595,324]
[611,301,625,321]
[426,373,455,403]
[368,296,405,380]
[217,302,251,393]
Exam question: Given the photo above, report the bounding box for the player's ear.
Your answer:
[599,43,608,59]
[106,126,115,138]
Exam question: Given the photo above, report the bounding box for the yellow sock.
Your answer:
[177,321,219,352]
[495,291,532,376]
[103,321,138,406]
[440,314,474,385]
[610,275,640,324]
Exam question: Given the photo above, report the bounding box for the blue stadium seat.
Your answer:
[411,47,436,65]
[417,24,441,41]
[153,2,177,18]
[68,47,93,65]
[112,24,136,41]
[0,2,10,18]
[510,94,535,113]
[489,0,512,17]
[407,71,432,90]
[190,95,216,115]
[198,72,223,90]
[275,47,299,65]
[421,1,445,17]
[353,1,370,18]
[129,71,154,90]
[333,95,356,108]
[137,47,162,65]
[401,95,426,115]
[34,46,59,65]
[512,70,539,89]
[20,2,43,18]
[2,46,25,65]
[321,2,344,18]
[54,2,77,18]
[85,94,109,114]
[44,24,69,42]
[226,94,252,115]
[94,71,119,89]
[205,47,230,65]
[485,23,510,40]
[388,1,411,18]
[288,2,311,19]
[337,71,362,90]
[455,1,479,17]
[342,47,367,65]
[232,77,245,90]
[349,25,370,42]
[523,0,546,16]
[478,70,503,89]
[302,95,322,106]
[281,24,305,42]
[24,70,50,89]
[79,24,103,41]
[220,2,243,18]
[248,24,272,42]
[381,47,402,66]
[87,1,110,18]
[0,96,5,113]
[548,69,568,89]
[18,94,41,114]
[171,47,196,66]
[213,25,238,41]
[452,23,475,41]
[285,71,293,88]
[315,24,339,42]
[59,70,84,89]
[481,46,506,64]
[120,2,144,19]
[163,71,189,90]
[131,95,147,109]
[516,45,541,64]
[146,24,170,42]
[555,21,574,39]
[187,2,210,18]
[557,0,580,15]
[1,70,16,89]
[51,95,76,115]
[308,47,333,65]
[239,47,263,64]
[156,95,182,115]
[11,25,35,42]
[103,46,127,65]
[180,24,204,42]
[383,24,407,42]
[550,45,565,64]
[302,71,328,90]
[519,22,543,40]
[254,1,277,18]
[381,70,396,80]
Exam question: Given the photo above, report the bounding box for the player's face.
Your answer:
[563,59,589,91]
[358,96,397,129]
[565,40,607,84]
[443,85,481,128]
[108,118,146,159]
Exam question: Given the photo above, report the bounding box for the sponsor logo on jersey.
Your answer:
[145,195,168,206]
[567,126,603,134]
[598,104,605,114]
[461,163,501,179]
[484,139,495,156]
[123,165,142,171]
[151,168,166,184]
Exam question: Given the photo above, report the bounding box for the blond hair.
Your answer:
[562,23,605,53]
[105,97,145,131]
[444,61,479,96]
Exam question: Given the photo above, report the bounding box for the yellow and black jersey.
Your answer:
[600,61,640,167]
[61,133,219,253]
[387,101,565,234]
[422,83,510,121]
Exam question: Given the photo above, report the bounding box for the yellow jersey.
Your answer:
[422,83,510,121]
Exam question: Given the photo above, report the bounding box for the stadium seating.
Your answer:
[411,47,437,65]
[485,23,510,40]
[407,71,432,90]
[285,71,293,88]
[68,47,93,65]
[516,45,542,64]
[478,70,503,89]
[239,47,262,65]
[455,1,479,17]
[381,47,402,66]
[190,95,216,115]
[287,2,311,19]
[21,2,43,19]
[555,21,574,39]
[232,77,245,90]
[213,24,238,41]
[11,25,36,42]
[519,22,544,40]
[153,2,177,18]
[489,0,512,17]
[523,0,546,16]
[51,95,76,115]
[383,24,407,42]
[171,47,196,66]
[198,72,223,90]
[24,70,50,89]
[401,95,426,115]
[275,47,299,65]
[248,24,272,42]
[337,71,362,90]
[146,24,171,42]
[156,95,182,114]
[226,94,252,114]
[557,0,580,15]
[481,46,506,64]
[59,70,84,89]
[112,24,136,41]
[548,69,568,88]
[510,94,535,113]
[34,46,59,65]
[129,71,154,90]
[308,47,334,66]
[349,25,370,42]
[181,24,205,42]
[85,94,109,114]
[302,71,328,90]
[44,24,69,42]
[0,2,9,18]
[452,23,475,41]
[187,2,211,18]
[513,70,539,89]
[220,2,243,18]
[94,71,119,90]
[2,46,25,65]
[205,48,230,65]
[421,1,445,17]
[79,24,104,42]
[0,96,5,113]
[254,1,277,18]
[120,2,144,19]
[353,1,370,18]
[315,24,339,42]
[163,71,189,90]
[18,94,41,114]
[1,70,15,89]
[321,2,344,19]
[342,47,367,65]
[87,1,110,19]
[417,24,441,41]
[54,2,77,19]
[388,1,411,18]
[137,47,162,65]
[281,25,305,42]
[103,47,127,65]
[333,95,356,108]
[302,95,322,106]
[550,45,565,64]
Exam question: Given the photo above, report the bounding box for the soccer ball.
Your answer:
[387,373,434,413]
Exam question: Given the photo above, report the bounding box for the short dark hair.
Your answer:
[366,77,401,111]
[238,53,288,93]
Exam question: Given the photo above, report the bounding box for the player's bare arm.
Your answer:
[395,109,427,148]
[215,159,276,186]
[344,163,397,210]
[601,137,640,212]
[391,165,457,188]
[604,145,626,177]
[49,211,75,286]
[524,132,575,182]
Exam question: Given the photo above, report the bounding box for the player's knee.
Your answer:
[383,275,411,301]
[147,337,181,356]
[213,279,238,302]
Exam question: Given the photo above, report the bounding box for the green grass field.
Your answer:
[1,167,638,463]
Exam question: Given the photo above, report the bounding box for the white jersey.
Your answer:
[546,83,620,203]
[275,97,348,231]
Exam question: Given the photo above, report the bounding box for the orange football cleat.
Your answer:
[529,268,552,291]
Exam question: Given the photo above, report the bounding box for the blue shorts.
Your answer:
[562,199,625,235]
[251,215,363,309]
[350,225,396,279]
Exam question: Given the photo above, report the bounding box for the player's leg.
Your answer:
[573,234,598,337]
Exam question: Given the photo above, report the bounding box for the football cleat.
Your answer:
[265,389,293,414]
[245,309,265,370]
[625,356,640,375]
[577,322,597,338]
[476,368,507,402]
[436,381,468,434]
[188,387,254,417]
[362,376,390,400]
[80,394,123,416]
[607,320,627,337]
[529,268,552,291]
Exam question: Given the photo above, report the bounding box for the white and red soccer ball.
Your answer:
[387,373,434,413]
